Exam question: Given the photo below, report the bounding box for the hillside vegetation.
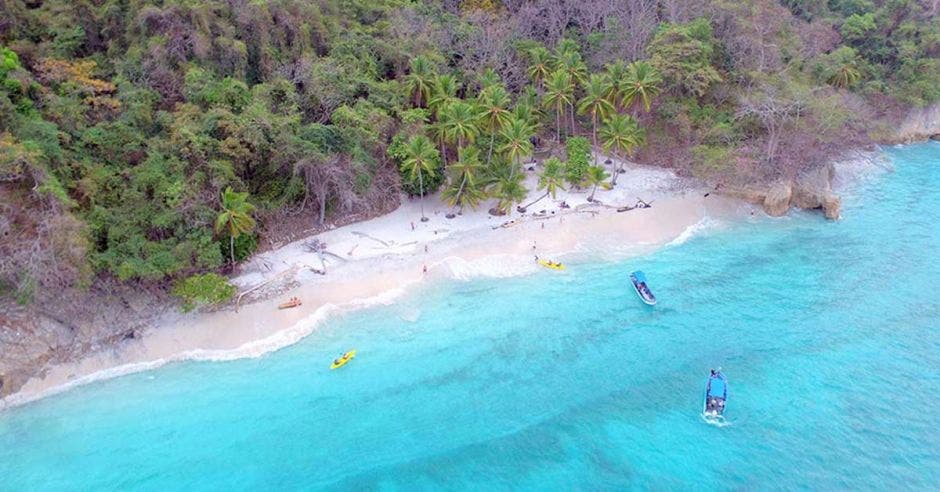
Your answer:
[1,0,937,314]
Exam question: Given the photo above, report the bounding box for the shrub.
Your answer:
[171,273,236,312]
[220,233,258,263]
[564,136,591,186]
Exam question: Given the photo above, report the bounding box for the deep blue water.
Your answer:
[1,143,938,490]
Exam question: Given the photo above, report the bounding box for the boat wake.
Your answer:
[701,413,732,427]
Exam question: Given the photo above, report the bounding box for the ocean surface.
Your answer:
[1,143,938,490]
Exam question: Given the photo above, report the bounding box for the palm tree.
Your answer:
[519,157,566,212]
[428,74,459,116]
[404,56,435,107]
[600,114,645,186]
[828,63,860,89]
[621,61,662,113]
[401,135,440,222]
[577,74,616,165]
[584,165,610,202]
[431,105,453,167]
[491,172,528,216]
[526,46,552,91]
[604,61,628,107]
[554,50,588,133]
[442,100,479,156]
[477,85,512,166]
[498,117,535,179]
[442,146,486,211]
[215,187,256,265]
[477,68,500,93]
[542,70,574,142]
[555,38,579,57]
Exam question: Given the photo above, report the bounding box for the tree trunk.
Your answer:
[487,132,495,166]
[418,170,427,221]
[611,152,624,186]
[592,111,598,165]
[520,191,549,211]
[318,194,327,226]
[589,183,598,202]
[453,172,468,212]
[570,105,576,135]
[556,105,562,142]
[229,233,235,265]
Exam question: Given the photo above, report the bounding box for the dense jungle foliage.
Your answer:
[1,0,937,310]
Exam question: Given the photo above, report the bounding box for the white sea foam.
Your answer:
[437,255,539,281]
[666,216,721,247]
[701,414,732,427]
[0,288,407,411]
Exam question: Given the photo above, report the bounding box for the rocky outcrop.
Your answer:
[763,181,792,216]
[892,103,940,144]
[792,163,841,220]
[722,162,841,219]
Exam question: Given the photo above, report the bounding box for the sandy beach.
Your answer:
[1,158,753,408]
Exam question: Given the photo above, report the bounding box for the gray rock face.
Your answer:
[893,103,940,144]
[721,162,841,220]
[763,180,793,217]
[793,163,841,220]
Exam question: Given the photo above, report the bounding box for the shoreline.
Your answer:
[2,161,752,410]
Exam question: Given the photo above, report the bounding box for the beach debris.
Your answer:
[278,297,302,309]
[347,244,358,256]
[351,231,390,247]
[635,198,653,208]
[303,238,327,252]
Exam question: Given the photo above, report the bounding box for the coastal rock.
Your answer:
[793,163,840,220]
[823,194,842,220]
[892,103,940,143]
[762,181,792,216]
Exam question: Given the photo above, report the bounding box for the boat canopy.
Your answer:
[707,377,726,398]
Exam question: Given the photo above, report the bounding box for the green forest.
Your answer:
[1,0,937,312]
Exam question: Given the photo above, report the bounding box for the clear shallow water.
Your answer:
[2,143,939,490]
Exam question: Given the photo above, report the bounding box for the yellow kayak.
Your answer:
[537,259,565,270]
[330,350,356,370]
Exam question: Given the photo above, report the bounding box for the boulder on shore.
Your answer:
[721,162,841,220]
[792,163,841,220]
[763,180,792,217]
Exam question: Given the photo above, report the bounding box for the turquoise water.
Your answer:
[2,143,938,490]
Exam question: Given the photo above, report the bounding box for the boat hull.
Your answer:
[630,272,657,305]
[703,372,728,416]
[330,350,357,370]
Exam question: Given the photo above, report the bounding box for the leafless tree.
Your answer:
[294,155,361,226]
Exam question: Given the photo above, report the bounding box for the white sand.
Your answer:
[1,156,754,408]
